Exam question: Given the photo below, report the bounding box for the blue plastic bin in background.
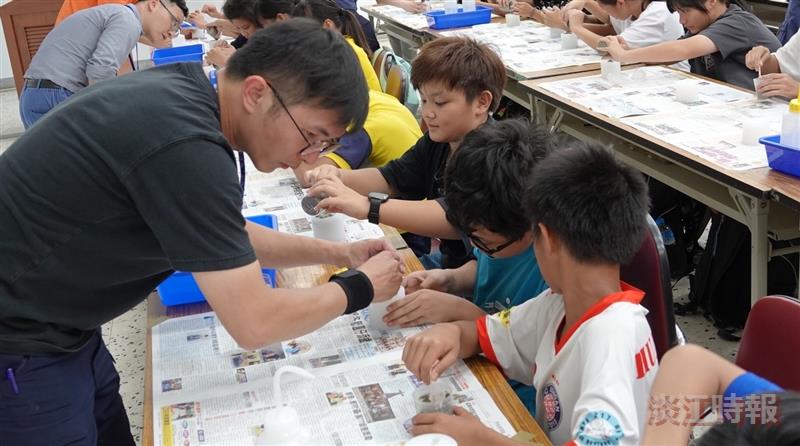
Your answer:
[760,135,800,178]
[152,43,204,66]
[157,214,279,306]
[425,5,492,30]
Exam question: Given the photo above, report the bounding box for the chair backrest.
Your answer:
[371,47,390,80]
[385,65,407,105]
[621,215,678,360]
[736,295,800,391]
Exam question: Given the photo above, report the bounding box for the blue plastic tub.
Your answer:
[152,43,204,66]
[157,214,278,306]
[425,5,492,30]
[760,135,800,177]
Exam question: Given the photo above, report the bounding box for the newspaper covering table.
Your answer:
[363,4,435,30]
[539,66,786,170]
[241,164,385,242]
[440,21,603,75]
[151,311,516,446]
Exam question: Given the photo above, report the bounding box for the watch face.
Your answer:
[369,192,389,202]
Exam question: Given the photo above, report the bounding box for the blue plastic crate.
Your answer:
[157,214,279,306]
[760,135,800,178]
[152,43,204,66]
[425,5,492,30]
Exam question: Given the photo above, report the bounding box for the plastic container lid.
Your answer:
[790,99,800,113]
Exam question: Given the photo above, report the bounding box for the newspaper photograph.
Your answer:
[152,311,515,445]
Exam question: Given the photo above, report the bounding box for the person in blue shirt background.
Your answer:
[382,119,551,414]
[779,0,800,45]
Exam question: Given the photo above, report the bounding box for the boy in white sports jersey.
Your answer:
[402,142,658,446]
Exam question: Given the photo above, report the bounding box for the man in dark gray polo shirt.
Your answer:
[0,20,402,445]
[19,0,188,129]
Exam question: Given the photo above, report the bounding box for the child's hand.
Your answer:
[601,36,627,62]
[398,0,428,13]
[411,406,491,445]
[205,45,235,67]
[745,46,771,71]
[305,164,342,185]
[384,289,461,327]
[402,269,452,293]
[201,4,225,19]
[566,9,585,29]
[512,2,535,18]
[560,0,587,22]
[188,11,207,28]
[541,7,567,29]
[308,177,370,220]
[756,73,800,98]
[402,323,461,383]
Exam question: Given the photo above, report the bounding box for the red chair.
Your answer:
[621,215,679,360]
[736,295,800,391]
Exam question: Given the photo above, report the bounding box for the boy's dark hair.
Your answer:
[223,0,259,23]
[256,0,292,20]
[226,19,368,132]
[290,0,373,58]
[697,392,800,446]
[444,119,551,241]
[666,0,747,13]
[411,37,506,112]
[524,142,650,265]
[141,0,188,17]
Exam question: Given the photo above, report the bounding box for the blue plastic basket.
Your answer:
[152,43,204,66]
[425,5,492,30]
[157,214,279,306]
[759,135,800,177]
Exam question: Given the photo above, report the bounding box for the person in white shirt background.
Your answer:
[746,34,800,98]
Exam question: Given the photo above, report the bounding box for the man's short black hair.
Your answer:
[444,119,552,240]
[697,392,800,446]
[142,0,189,17]
[223,0,259,23]
[226,19,368,132]
[524,142,650,265]
[256,0,292,20]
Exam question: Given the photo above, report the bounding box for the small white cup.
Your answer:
[742,120,765,146]
[444,0,458,13]
[311,213,346,242]
[753,76,766,100]
[505,13,521,26]
[561,32,578,50]
[601,59,621,80]
[368,286,405,331]
[549,27,562,38]
[674,80,699,103]
[413,381,453,414]
[406,434,458,446]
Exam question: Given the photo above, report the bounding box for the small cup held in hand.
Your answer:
[753,76,765,100]
[413,381,453,414]
[505,13,521,26]
[368,286,405,331]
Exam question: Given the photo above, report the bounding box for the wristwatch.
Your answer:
[367,192,389,225]
[329,269,374,314]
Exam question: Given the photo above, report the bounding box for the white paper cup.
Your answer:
[549,27,562,38]
[674,80,699,103]
[601,59,621,80]
[368,286,405,331]
[406,434,458,446]
[505,13,521,26]
[311,213,346,242]
[444,0,458,13]
[753,76,765,100]
[413,382,453,414]
[561,33,578,50]
[742,120,765,146]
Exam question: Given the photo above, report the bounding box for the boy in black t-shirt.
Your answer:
[306,37,507,269]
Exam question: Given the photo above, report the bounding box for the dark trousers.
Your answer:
[0,331,135,446]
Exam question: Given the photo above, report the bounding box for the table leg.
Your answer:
[731,190,770,305]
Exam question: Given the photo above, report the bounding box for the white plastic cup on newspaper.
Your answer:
[549,27,563,38]
[311,213,346,242]
[413,381,453,414]
[406,434,458,446]
[560,32,578,50]
[600,59,621,80]
[444,0,459,14]
[742,120,766,146]
[462,0,476,11]
[674,79,699,103]
[505,13,521,26]
[753,76,766,100]
[368,286,405,331]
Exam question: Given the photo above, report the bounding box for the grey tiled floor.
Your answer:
[0,87,743,445]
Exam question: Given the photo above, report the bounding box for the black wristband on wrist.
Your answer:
[329,269,374,314]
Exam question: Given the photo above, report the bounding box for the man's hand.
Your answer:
[206,45,235,67]
[384,289,464,327]
[188,11,208,28]
[402,323,461,383]
[201,4,225,18]
[342,238,396,267]
[357,251,404,301]
[402,269,453,293]
[308,177,371,220]
[757,73,800,98]
[745,45,771,71]
[411,407,492,446]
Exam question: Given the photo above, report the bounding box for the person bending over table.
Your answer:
[0,19,402,446]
